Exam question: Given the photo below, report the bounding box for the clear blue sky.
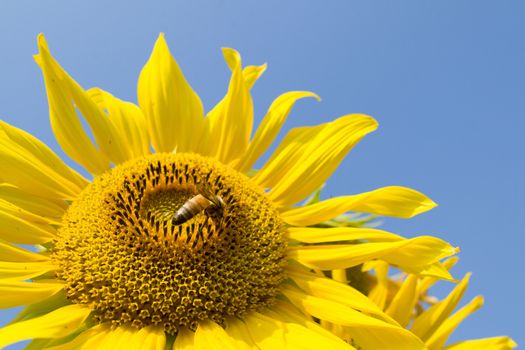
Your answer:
[1,1,523,348]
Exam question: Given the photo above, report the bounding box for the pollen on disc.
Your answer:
[52,153,287,334]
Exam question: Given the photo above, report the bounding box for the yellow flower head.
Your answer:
[0,33,459,349]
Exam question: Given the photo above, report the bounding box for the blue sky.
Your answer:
[0,1,523,348]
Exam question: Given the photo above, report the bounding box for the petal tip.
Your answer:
[474,295,485,307]
[301,91,322,102]
[153,33,170,56]
[220,47,236,54]
[35,34,53,67]
[413,195,438,216]
[37,32,46,44]
[368,115,380,129]
[36,33,49,53]
[157,33,168,46]
[350,114,379,129]
[221,47,242,70]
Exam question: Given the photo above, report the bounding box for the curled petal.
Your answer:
[288,235,458,273]
[255,114,378,206]
[204,48,253,163]
[35,34,112,174]
[281,186,437,226]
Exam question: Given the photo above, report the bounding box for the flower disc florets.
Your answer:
[52,153,287,334]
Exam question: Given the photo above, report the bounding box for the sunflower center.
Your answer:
[52,153,287,334]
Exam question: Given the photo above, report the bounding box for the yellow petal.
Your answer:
[130,326,166,350]
[198,56,264,159]
[254,114,377,206]
[281,186,437,226]
[204,48,253,164]
[244,311,354,350]
[416,261,456,281]
[288,235,458,272]
[0,183,66,220]
[80,326,131,350]
[221,45,242,71]
[0,206,56,244]
[0,238,49,262]
[385,274,418,327]
[0,261,56,280]
[264,301,357,348]
[172,327,195,350]
[365,260,390,310]
[225,317,260,350]
[0,280,64,308]
[233,91,320,173]
[11,289,67,324]
[426,296,484,350]
[418,257,459,294]
[379,237,458,276]
[0,199,40,224]
[243,312,288,350]
[96,327,159,350]
[242,64,267,89]
[221,48,267,89]
[24,338,55,350]
[46,324,110,350]
[138,33,205,153]
[0,304,91,349]
[287,226,404,244]
[281,286,424,350]
[286,266,396,324]
[88,88,151,162]
[221,45,267,83]
[445,336,517,350]
[411,273,472,341]
[331,269,348,284]
[93,326,165,350]
[35,34,111,174]
[194,320,241,349]
[0,121,87,200]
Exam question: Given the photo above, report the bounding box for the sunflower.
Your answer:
[323,258,517,349]
[0,33,459,349]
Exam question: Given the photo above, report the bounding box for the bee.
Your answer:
[172,192,224,225]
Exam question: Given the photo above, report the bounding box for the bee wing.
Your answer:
[199,187,213,200]
[199,187,223,207]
